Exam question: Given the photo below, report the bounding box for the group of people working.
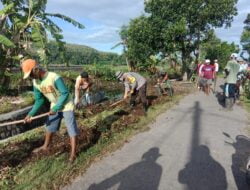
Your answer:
[20,59,150,162]
[20,55,248,161]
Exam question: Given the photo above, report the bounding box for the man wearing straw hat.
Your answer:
[115,71,148,113]
[21,59,79,162]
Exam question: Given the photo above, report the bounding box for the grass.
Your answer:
[242,95,250,114]
[0,92,188,190]
[0,93,34,115]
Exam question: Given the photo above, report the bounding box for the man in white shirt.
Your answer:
[213,59,219,91]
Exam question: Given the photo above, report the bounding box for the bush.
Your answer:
[84,64,117,81]
[167,68,182,79]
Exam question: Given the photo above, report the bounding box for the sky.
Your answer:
[1,0,250,54]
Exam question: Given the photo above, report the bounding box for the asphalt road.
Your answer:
[63,82,250,190]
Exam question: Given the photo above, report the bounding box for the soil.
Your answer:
[0,81,192,182]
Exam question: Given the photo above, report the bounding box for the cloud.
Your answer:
[215,0,250,45]
[62,25,120,44]
[47,0,144,26]
[1,0,249,53]
[45,0,144,53]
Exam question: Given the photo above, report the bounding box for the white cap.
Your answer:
[230,53,238,59]
[205,59,210,63]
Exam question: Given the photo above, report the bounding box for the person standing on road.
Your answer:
[115,71,148,112]
[213,59,219,92]
[224,53,240,110]
[201,59,215,95]
[197,61,205,90]
[236,57,248,101]
[21,59,79,162]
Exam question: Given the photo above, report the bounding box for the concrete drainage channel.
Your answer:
[0,105,49,140]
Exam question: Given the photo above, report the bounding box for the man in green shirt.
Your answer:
[224,53,240,109]
[21,59,79,162]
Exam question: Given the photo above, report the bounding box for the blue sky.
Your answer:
[1,0,250,54]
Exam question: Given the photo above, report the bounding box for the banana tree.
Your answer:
[0,0,84,86]
[112,25,133,71]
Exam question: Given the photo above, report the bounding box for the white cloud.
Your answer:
[215,0,250,45]
[46,0,144,53]
[47,0,144,26]
[1,0,249,53]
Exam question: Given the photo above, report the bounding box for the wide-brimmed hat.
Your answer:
[115,71,124,79]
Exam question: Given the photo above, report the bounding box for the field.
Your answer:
[0,73,193,190]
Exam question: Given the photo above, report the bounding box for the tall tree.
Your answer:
[241,13,250,60]
[201,30,239,69]
[126,0,238,75]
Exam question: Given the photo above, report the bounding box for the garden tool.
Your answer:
[0,112,50,127]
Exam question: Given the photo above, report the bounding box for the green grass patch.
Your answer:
[0,93,34,114]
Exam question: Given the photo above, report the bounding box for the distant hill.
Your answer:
[47,42,124,65]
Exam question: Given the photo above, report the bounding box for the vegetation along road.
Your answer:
[64,80,250,190]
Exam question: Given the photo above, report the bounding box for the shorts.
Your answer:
[224,83,236,98]
[205,79,213,85]
[198,78,206,87]
[46,111,79,137]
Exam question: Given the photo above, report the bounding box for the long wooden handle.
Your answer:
[109,99,124,107]
[0,112,50,127]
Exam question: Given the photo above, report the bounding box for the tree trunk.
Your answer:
[181,49,192,81]
[125,57,131,71]
[194,33,201,64]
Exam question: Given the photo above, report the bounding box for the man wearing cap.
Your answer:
[201,59,215,95]
[236,57,248,100]
[224,53,240,109]
[21,59,79,162]
[115,71,148,112]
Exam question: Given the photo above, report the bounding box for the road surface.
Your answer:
[63,84,250,190]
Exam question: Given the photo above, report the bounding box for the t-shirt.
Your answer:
[123,72,146,93]
[239,64,248,72]
[225,60,240,84]
[198,64,204,76]
[201,64,214,79]
[28,72,74,116]
[214,63,219,72]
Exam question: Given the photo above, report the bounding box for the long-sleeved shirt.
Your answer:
[28,72,74,116]
[123,72,146,93]
[225,60,240,84]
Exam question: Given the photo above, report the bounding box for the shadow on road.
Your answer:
[178,101,228,190]
[88,147,162,190]
[224,133,250,190]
